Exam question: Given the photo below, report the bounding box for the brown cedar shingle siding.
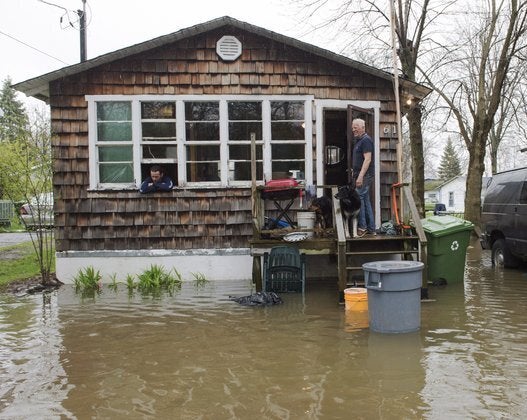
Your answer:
[54,189,253,252]
[49,27,399,252]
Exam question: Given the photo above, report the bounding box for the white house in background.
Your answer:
[425,175,491,213]
[424,179,442,204]
[436,175,467,212]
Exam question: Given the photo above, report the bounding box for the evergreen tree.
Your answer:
[0,76,29,142]
[437,137,462,181]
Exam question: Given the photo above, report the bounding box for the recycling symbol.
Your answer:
[451,240,460,251]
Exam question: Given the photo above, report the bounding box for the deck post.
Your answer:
[253,255,262,291]
[338,241,347,302]
[332,186,348,302]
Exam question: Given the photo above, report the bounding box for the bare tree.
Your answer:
[485,44,527,174]
[495,73,527,170]
[296,0,456,217]
[422,0,527,226]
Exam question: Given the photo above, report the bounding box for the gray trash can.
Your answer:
[363,261,424,333]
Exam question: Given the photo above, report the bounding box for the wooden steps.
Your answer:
[339,234,422,299]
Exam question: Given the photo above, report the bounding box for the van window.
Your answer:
[520,182,527,204]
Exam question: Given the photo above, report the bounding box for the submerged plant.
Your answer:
[191,272,209,288]
[136,264,182,295]
[73,266,102,294]
[125,274,136,292]
[108,273,119,292]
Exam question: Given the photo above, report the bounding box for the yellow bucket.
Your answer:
[344,287,368,312]
[345,308,369,332]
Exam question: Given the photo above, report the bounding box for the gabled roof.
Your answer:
[13,15,431,102]
[433,175,466,191]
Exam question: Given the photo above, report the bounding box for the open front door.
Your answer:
[346,105,375,184]
[323,110,348,187]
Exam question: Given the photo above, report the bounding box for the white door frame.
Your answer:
[314,99,381,229]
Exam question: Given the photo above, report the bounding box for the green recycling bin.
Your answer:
[421,215,474,284]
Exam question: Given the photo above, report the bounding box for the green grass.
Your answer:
[0,241,56,288]
[0,216,26,233]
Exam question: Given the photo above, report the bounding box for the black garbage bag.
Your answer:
[230,291,283,306]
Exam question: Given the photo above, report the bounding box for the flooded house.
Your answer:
[14,16,430,292]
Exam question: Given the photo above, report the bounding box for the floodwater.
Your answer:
[1,239,527,419]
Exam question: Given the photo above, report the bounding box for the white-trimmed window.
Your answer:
[271,101,305,179]
[95,101,134,184]
[87,95,313,189]
[141,101,178,183]
[185,101,221,183]
[449,191,454,207]
[228,101,263,183]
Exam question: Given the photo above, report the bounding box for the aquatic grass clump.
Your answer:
[125,274,136,293]
[108,273,119,292]
[192,272,209,289]
[71,265,210,299]
[73,266,102,295]
[136,264,182,295]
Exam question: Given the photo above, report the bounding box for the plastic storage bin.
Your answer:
[421,215,474,284]
[363,261,424,333]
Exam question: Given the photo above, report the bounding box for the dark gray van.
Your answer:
[480,167,527,268]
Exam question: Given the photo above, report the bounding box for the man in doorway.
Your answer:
[139,165,174,193]
[351,118,375,236]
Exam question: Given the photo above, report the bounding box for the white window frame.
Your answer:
[86,94,313,190]
[140,101,178,167]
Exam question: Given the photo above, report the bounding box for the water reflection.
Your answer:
[0,293,73,418]
[1,239,527,418]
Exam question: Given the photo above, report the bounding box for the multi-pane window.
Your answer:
[270,101,305,179]
[96,102,134,184]
[88,96,311,189]
[185,102,220,183]
[228,101,263,182]
[449,191,455,207]
[141,102,177,183]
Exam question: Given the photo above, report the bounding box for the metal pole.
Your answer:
[389,0,403,182]
[389,0,405,220]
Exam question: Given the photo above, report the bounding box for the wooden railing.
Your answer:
[401,185,428,288]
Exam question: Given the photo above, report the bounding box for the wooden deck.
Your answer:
[250,185,428,302]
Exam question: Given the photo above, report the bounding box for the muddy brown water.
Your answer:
[1,238,527,419]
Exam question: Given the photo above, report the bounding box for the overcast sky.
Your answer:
[1,0,332,104]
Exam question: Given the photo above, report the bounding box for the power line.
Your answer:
[0,29,70,65]
[38,0,91,31]
[38,0,69,12]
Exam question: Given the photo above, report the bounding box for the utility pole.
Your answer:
[77,0,87,62]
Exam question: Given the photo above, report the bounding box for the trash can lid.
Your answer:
[362,260,424,273]
[420,215,474,237]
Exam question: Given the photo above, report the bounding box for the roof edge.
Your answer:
[13,15,431,102]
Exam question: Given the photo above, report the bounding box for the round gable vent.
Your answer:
[216,35,242,61]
